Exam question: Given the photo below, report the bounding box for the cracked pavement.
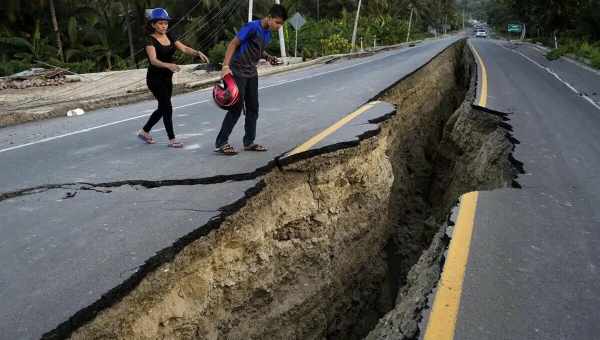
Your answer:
[449,39,600,340]
[0,37,460,339]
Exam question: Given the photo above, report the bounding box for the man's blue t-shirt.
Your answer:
[231,20,272,78]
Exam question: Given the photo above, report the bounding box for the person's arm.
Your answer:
[174,41,209,64]
[146,45,179,72]
[221,37,241,78]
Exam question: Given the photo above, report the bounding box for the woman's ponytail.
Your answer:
[144,21,155,35]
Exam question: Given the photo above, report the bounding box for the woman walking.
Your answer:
[138,7,209,148]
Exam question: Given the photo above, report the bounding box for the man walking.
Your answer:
[214,4,288,155]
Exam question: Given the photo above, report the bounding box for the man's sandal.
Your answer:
[214,144,238,155]
[244,144,267,152]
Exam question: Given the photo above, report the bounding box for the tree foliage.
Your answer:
[474,0,600,41]
[0,0,462,76]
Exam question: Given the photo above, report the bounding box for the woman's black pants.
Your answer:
[143,75,175,140]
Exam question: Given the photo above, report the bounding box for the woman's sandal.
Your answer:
[244,144,267,152]
[214,144,238,155]
[168,141,184,148]
[137,132,156,144]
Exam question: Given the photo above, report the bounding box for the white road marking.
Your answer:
[178,133,204,138]
[0,113,153,154]
[183,143,202,150]
[0,40,450,154]
[498,42,600,112]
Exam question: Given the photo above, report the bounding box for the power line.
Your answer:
[6,1,208,109]
[195,2,240,49]
[79,1,239,103]
[178,0,238,43]
[80,0,239,104]
[168,0,205,32]
[74,2,239,104]
[7,1,235,111]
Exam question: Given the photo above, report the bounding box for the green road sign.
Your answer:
[508,24,522,33]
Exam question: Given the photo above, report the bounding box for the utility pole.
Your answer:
[248,0,253,22]
[49,0,64,62]
[406,5,414,42]
[317,0,320,21]
[274,0,287,58]
[351,0,362,51]
[125,0,136,68]
[462,0,467,30]
[444,14,447,35]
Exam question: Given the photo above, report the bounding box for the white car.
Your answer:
[475,29,488,38]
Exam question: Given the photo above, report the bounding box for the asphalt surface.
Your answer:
[507,42,600,108]
[453,39,600,339]
[0,37,460,339]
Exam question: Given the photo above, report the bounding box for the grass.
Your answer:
[545,39,600,69]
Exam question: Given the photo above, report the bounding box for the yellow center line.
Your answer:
[471,42,488,107]
[423,191,479,340]
[286,101,381,156]
[423,41,487,340]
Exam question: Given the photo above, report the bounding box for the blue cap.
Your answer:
[148,8,171,21]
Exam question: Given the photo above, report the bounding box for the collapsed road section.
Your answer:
[42,40,523,340]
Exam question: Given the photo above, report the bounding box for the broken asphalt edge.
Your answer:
[365,44,526,339]
[38,38,464,340]
[0,37,446,204]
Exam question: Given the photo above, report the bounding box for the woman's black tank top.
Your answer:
[146,32,177,79]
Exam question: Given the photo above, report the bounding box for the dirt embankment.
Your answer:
[44,40,522,340]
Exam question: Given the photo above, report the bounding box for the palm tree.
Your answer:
[124,0,136,67]
[48,0,64,61]
[0,20,56,64]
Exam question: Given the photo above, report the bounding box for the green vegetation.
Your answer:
[0,0,461,76]
[466,0,600,69]
[545,39,600,68]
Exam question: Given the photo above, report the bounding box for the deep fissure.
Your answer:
[42,40,523,340]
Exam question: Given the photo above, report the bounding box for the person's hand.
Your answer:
[196,50,210,64]
[221,65,232,78]
[266,55,281,66]
[167,63,180,73]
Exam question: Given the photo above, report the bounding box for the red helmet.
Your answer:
[213,73,240,110]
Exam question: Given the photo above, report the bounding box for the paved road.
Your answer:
[506,42,600,108]
[0,37,460,339]
[435,39,600,340]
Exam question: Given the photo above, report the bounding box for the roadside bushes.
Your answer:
[281,14,422,59]
[207,41,227,67]
[0,12,429,77]
[546,38,600,69]
[321,34,352,55]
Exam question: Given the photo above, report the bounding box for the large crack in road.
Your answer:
[0,170,272,203]
[35,40,525,340]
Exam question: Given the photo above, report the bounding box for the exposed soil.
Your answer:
[42,40,522,340]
